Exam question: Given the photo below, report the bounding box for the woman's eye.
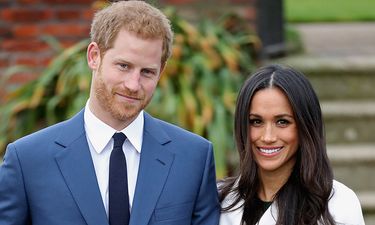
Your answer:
[277,119,290,126]
[249,119,262,126]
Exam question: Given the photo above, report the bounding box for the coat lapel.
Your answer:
[259,201,278,225]
[54,110,109,225]
[130,113,174,225]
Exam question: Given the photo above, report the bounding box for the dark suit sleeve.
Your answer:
[192,142,220,225]
[0,144,30,225]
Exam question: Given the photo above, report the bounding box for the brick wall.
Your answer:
[0,0,256,87]
[0,0,96,86]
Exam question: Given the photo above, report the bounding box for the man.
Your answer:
[0,1,220,225]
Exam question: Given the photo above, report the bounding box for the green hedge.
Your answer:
[286,0,375,22]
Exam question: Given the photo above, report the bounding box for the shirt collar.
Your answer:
[84,100,144,154]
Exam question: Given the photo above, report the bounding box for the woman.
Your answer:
[219,64,365,225]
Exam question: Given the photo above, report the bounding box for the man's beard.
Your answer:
[94,73,151,123]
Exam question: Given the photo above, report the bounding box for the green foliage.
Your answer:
[0,39,91,157]
[284,25,304,55]
[285,0,375,22]
[0,10,259,178]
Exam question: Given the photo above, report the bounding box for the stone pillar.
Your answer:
[256,0,285,58]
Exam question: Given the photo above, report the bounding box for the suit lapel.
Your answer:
[130,113,174,225]
[54,110,109,225]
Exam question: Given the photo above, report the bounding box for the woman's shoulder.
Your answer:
[329,180,365,224]
[332,180,358,198]
[219,178,244,225]
[220,193,244,225]
[221,188,241,208]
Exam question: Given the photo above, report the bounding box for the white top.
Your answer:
[220,180,365,225]
[84,101,143,216]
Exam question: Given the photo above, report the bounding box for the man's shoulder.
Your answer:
[143,113,214,162]
[152,117,210,144]
[10,110,84,152]
[14,120,65,144]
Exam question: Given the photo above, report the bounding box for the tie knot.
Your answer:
[113,132,126,149]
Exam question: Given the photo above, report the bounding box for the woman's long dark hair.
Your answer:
[219,64,335,225]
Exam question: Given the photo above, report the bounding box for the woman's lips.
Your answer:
[258,146,283,155]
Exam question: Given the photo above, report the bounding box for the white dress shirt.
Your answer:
[84,101,143,216]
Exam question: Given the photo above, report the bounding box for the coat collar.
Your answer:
[54,110,175,225]
[129,112,174,225]
[54,109,109,225]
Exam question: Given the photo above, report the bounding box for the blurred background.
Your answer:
[0,0,374,223]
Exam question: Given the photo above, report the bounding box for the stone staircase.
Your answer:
[269,22,375,223]
[271,53,375,224]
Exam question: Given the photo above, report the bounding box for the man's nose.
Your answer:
[123,70,141,91]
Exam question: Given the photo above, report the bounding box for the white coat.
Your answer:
[220,180,365,225]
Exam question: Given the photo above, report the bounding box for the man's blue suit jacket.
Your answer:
[0,110,220,225]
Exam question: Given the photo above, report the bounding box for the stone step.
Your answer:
[328,144,375,192]
[365,215,375,225]
[322,101,375,144]
[329,145,375,224]
[271,55,375,100]
[358,191,375,213]
[358,191,375,225]
[292,23,375,58]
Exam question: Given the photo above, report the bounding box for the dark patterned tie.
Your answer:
[109,132,130,225]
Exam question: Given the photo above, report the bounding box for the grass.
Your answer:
[285,0,375,22]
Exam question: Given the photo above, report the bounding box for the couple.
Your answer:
[0,1,365,225]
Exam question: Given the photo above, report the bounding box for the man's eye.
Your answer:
[118,63,129,69]
[141,69,156,77]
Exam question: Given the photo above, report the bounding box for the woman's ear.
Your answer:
[87,42,101,70]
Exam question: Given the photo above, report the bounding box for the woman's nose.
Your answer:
[261,124,277,143]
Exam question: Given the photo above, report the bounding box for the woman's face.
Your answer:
[249,87,299,176]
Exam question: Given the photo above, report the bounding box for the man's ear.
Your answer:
[87,42,101,70]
